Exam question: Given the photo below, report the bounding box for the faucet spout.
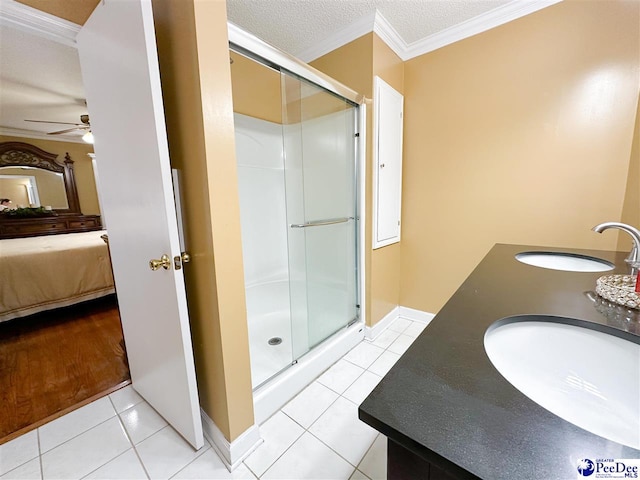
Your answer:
[592,222,640,272]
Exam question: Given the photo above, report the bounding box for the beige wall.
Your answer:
[400,0,640,313]
[0,177,31,206]
[311,34,374,99]
[152,0,254,442]
[16,0,99,25]
[312,33,405,326]
[0,135,100,215]
[230,51,282,124]
[370,35,404,324]
[619,97,640,251]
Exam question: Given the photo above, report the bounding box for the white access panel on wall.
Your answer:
[373,76,404,249]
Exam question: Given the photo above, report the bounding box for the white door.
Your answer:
[76,0,203,449]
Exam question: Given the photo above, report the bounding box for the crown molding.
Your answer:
[295,11,376,63]
[296,0,561,63]
[402,0,562,60]
[372,11,405,60]
[0,0,80,47]
[0,126,85,143]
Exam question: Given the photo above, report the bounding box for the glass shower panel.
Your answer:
[281,74,308,360]
[282,72,358,357]
[231,51,294,389]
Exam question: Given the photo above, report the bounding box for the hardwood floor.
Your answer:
[0,295,130,443]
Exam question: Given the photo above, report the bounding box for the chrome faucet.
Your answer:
[592,222,640,275]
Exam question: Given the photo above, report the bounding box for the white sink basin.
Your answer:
[485,318,640,449]
[515,251,614,272]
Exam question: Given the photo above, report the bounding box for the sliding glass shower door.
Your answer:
[232,48,359,389]
[281,72,358,360]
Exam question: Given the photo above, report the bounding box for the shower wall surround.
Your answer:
[230,35,362,414]
[235,102,358,388]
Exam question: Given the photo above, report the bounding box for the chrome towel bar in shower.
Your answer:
[290,217,354,228]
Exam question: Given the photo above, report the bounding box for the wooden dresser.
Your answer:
[0,214,103,239]
[0,142,103,240]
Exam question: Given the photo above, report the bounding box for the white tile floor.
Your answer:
[0,318,427,480]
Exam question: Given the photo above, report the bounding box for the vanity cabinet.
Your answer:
[359,244,638,480]
[0,214,102,239]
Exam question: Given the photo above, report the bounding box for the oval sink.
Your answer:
[515,251,614,272]
[485,317,640,449]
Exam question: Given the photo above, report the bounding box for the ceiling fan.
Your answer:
[24,115,94,144]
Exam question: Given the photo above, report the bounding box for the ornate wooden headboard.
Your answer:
[0,141,102,239]
[0,141,81,213]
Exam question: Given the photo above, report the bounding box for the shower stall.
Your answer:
[230,27,365,420]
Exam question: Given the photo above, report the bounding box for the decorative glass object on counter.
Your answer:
[595,274,639,310]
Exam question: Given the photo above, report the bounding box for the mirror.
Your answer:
[0,141,81,214]
[0,167,68,209]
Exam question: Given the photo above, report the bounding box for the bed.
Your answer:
[0,230,115,322]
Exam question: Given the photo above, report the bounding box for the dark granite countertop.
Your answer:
[359,243,640,480]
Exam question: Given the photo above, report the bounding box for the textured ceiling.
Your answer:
[227,0,512,58]
[1,0,516,142]
[0,24,87,140]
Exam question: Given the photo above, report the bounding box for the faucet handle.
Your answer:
[592,222,640,275]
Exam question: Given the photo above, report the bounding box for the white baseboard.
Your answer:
[364,306,399,340]
[365,305,435,340]
[200,409,262,472]
[398,306,436,325]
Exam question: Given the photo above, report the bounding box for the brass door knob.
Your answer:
[149,254,171,271]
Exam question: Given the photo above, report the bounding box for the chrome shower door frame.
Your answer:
[229,22,366,356]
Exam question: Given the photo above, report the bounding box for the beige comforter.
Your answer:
[0,231,115,322]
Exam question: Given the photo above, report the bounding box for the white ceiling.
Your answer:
[227,0,513,60]
[0,0,557,143]
[0,20,87,143]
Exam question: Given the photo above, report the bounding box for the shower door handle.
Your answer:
[290,217,353,228]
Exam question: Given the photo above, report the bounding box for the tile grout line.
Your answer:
[109,393,151,480]
[145,424,211,480]
[242,458,262,478]
[354,432,380,479]
[37,428,44,480]
[259,324,404,478]
[252,318,420,479]
[38,399,118,457]
[317,360,366,396]
[167,439,214,480]
[0,432,41,480]
[254,378,350,477]
[300,389,378,475]
[75,395,143,480]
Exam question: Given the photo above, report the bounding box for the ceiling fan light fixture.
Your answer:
[82,131,94,144]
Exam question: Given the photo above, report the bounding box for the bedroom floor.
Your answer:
[0,295,130,443]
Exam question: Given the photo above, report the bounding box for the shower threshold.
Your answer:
[252,318,364,425]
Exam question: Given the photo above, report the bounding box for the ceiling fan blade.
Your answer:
[48,126,90,135]
[25,119,83,126]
